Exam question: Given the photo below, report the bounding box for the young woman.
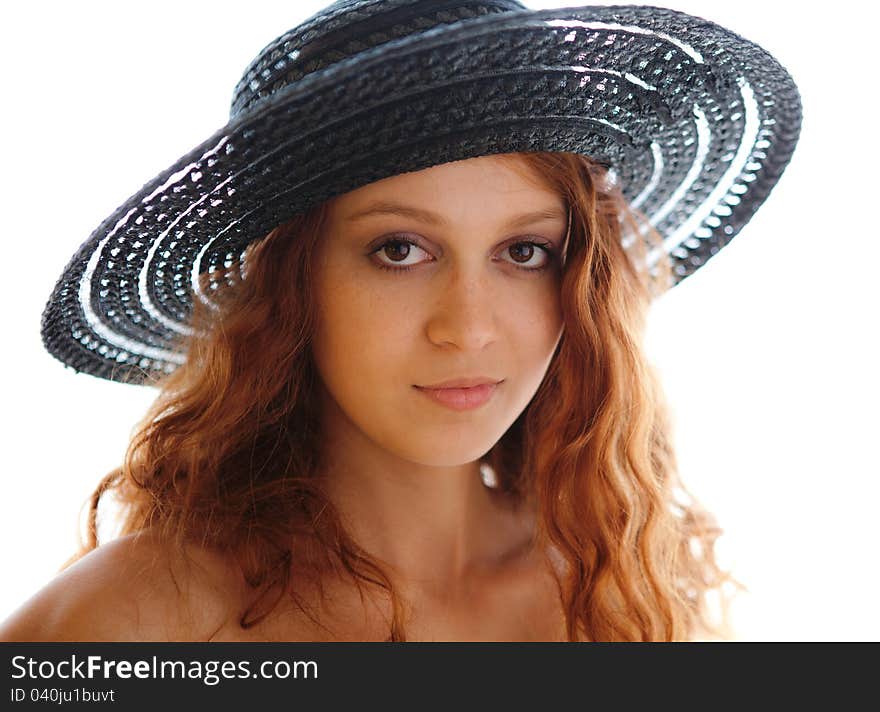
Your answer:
[0,0,801,642]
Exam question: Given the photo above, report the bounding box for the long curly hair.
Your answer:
[70,151,741,641]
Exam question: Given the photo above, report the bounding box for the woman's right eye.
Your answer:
[369,237,431,272]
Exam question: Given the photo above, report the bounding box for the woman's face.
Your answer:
[311,154,568,466]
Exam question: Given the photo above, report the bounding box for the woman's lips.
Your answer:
[414,382,500,411]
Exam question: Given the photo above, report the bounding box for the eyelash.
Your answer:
[369,235,557,274]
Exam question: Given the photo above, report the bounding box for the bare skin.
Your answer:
[0,155,573,641]
[309,154,567,593]
[0,531,243,642]
[0,524,569,641]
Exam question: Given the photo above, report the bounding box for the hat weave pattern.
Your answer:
[40,0,802,385]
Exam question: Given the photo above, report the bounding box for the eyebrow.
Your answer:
[345,201,568,229]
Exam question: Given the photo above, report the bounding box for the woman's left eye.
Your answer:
[369,236,556,273]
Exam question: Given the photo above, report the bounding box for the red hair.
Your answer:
[72,152,740,641]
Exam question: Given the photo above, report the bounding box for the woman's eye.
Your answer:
[369,236,555,273]
[372,238,430,270]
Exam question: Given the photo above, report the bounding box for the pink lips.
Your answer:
[414,381,500,411]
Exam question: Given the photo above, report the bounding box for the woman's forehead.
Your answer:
[329,155,565,223]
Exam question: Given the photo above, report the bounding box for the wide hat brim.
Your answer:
[41,3,802,385]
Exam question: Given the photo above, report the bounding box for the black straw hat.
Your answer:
[40,0,802,385]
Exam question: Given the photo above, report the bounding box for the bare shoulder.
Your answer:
[0,530,245,642]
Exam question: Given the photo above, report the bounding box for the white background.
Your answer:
[1,1,877,641]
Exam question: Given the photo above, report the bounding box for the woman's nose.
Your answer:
[423,268,499,351]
